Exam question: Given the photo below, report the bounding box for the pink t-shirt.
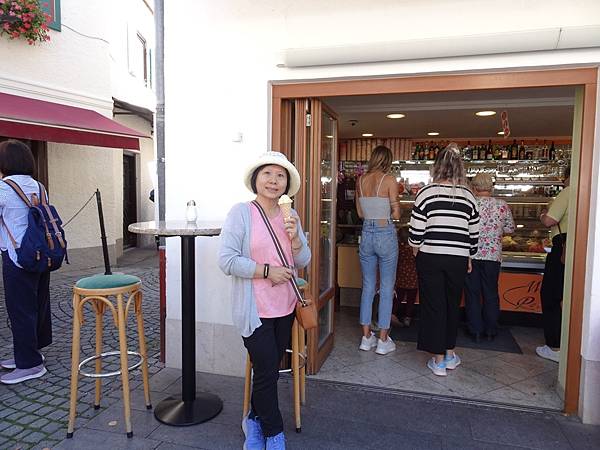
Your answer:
[250,204,296,318]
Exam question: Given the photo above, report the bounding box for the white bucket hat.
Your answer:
[244,151,301,197]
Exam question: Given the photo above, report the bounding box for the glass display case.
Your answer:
[336,158,568,271]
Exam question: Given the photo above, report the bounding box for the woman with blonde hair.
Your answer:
[356,145,401,355]
[464,173,514,342]
[409,143,480,376]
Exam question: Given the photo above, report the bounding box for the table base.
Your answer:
[154,393,223,426]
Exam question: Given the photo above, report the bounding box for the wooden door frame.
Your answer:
[271,67,598,415]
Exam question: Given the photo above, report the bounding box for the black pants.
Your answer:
[2,252,52,369]
[464,260,501,335]
[540,234,566,348]
[242,312,294,437]
[416,252,468,355]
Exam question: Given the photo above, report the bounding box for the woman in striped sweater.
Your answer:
[408,143,480,376]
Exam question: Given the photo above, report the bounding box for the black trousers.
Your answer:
[2,252,52,369]
[464,260,501,335]
[416,252,468,355]
[242,311,294,437]
[540,234,566,348]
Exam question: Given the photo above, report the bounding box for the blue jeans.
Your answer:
[359,220,398,330]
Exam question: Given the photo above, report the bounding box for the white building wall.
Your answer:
[164,0,600,421]
[108,0,156,112]
[0,0,156,263]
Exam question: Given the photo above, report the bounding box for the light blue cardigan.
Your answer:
[218,202,311,337]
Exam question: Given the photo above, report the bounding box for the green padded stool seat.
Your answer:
[296,277,307,288]
[75,274,141,290]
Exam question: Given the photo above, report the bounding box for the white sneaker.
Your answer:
[359,333,377,351]
[375,337,396,355]
[427,358,447,377]
[536,345,559,363]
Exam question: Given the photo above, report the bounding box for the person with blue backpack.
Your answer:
[0,140,67,384]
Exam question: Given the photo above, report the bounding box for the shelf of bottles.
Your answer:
[411,139,570,162]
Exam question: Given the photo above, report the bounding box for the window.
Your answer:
[129,32,149,87]
[41,0,61,32]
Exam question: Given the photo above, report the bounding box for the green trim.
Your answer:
[41,0,61,32]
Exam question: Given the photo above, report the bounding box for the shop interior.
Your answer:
[310,86,575,410]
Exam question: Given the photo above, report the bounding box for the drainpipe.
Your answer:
[155,0,165,227]
[154,0,167,363]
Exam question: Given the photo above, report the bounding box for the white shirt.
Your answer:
[0,175,43,266]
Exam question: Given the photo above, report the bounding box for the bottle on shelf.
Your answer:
[493,143,501,160]
[434,141,440,159]
[418,143,425,160]
[501,144,509,160]
[428,142,435,160]
[510,139,518,159]
[519,141,526,160]
[550,141,556,160]
[412,143,419,160]
[486,139,493,160]
[542,140,549,160]
[463,141,472,160]
[479,144,487,160]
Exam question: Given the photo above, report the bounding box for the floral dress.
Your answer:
[473,196,515,262]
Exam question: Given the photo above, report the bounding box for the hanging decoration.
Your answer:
[0,0,51,45]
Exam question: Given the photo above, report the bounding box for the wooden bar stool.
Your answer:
[66,274,152,439]
[243,280,308,433]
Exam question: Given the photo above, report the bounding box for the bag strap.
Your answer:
[0,180,25,249]
[36,182,65,249]
[3,179,33,207]
[251,200,306,306]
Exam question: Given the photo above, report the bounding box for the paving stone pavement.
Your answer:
[1,249,600,450]
[0,250,162,450]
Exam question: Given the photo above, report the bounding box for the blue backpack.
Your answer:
[1,179,68,272]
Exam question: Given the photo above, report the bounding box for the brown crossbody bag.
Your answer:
[252,201,317,330]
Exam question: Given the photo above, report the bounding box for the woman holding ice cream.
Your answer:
[219,151,311,450]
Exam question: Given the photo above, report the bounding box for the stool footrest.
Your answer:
[279,348,307,374]
[78,351,143,379]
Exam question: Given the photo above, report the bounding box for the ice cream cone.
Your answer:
[278,194,293,219]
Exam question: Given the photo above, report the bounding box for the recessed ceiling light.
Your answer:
[476,111,496,117]
[386,113,406,119]
[325,135,334,139]
[516,224,525,229]
[497,131,505,135]
[362,133,373,137]
[427,132,440,136]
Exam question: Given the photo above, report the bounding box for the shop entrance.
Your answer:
[272,68,597,414]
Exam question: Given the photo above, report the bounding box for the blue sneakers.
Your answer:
[444,353,461,370]
[242,414,265,450]
[427,357,447,376]
[266,432,286,450]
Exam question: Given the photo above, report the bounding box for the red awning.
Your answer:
[0,92,148,150]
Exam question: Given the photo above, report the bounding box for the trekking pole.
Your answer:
[95,189,112,275]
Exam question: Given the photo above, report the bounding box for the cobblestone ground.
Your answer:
[0,260,162,450]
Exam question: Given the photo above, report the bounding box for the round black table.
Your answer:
[128,220,223,426]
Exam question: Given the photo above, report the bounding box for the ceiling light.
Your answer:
[476,111,497,117]
[386,113,405,119]
[427,132,440,136]
[362,133,373,137]
[325,135,334,139]
[516,224,525,229]
[497,131,505,135]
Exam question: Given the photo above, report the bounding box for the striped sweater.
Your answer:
[409,184,480,257]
